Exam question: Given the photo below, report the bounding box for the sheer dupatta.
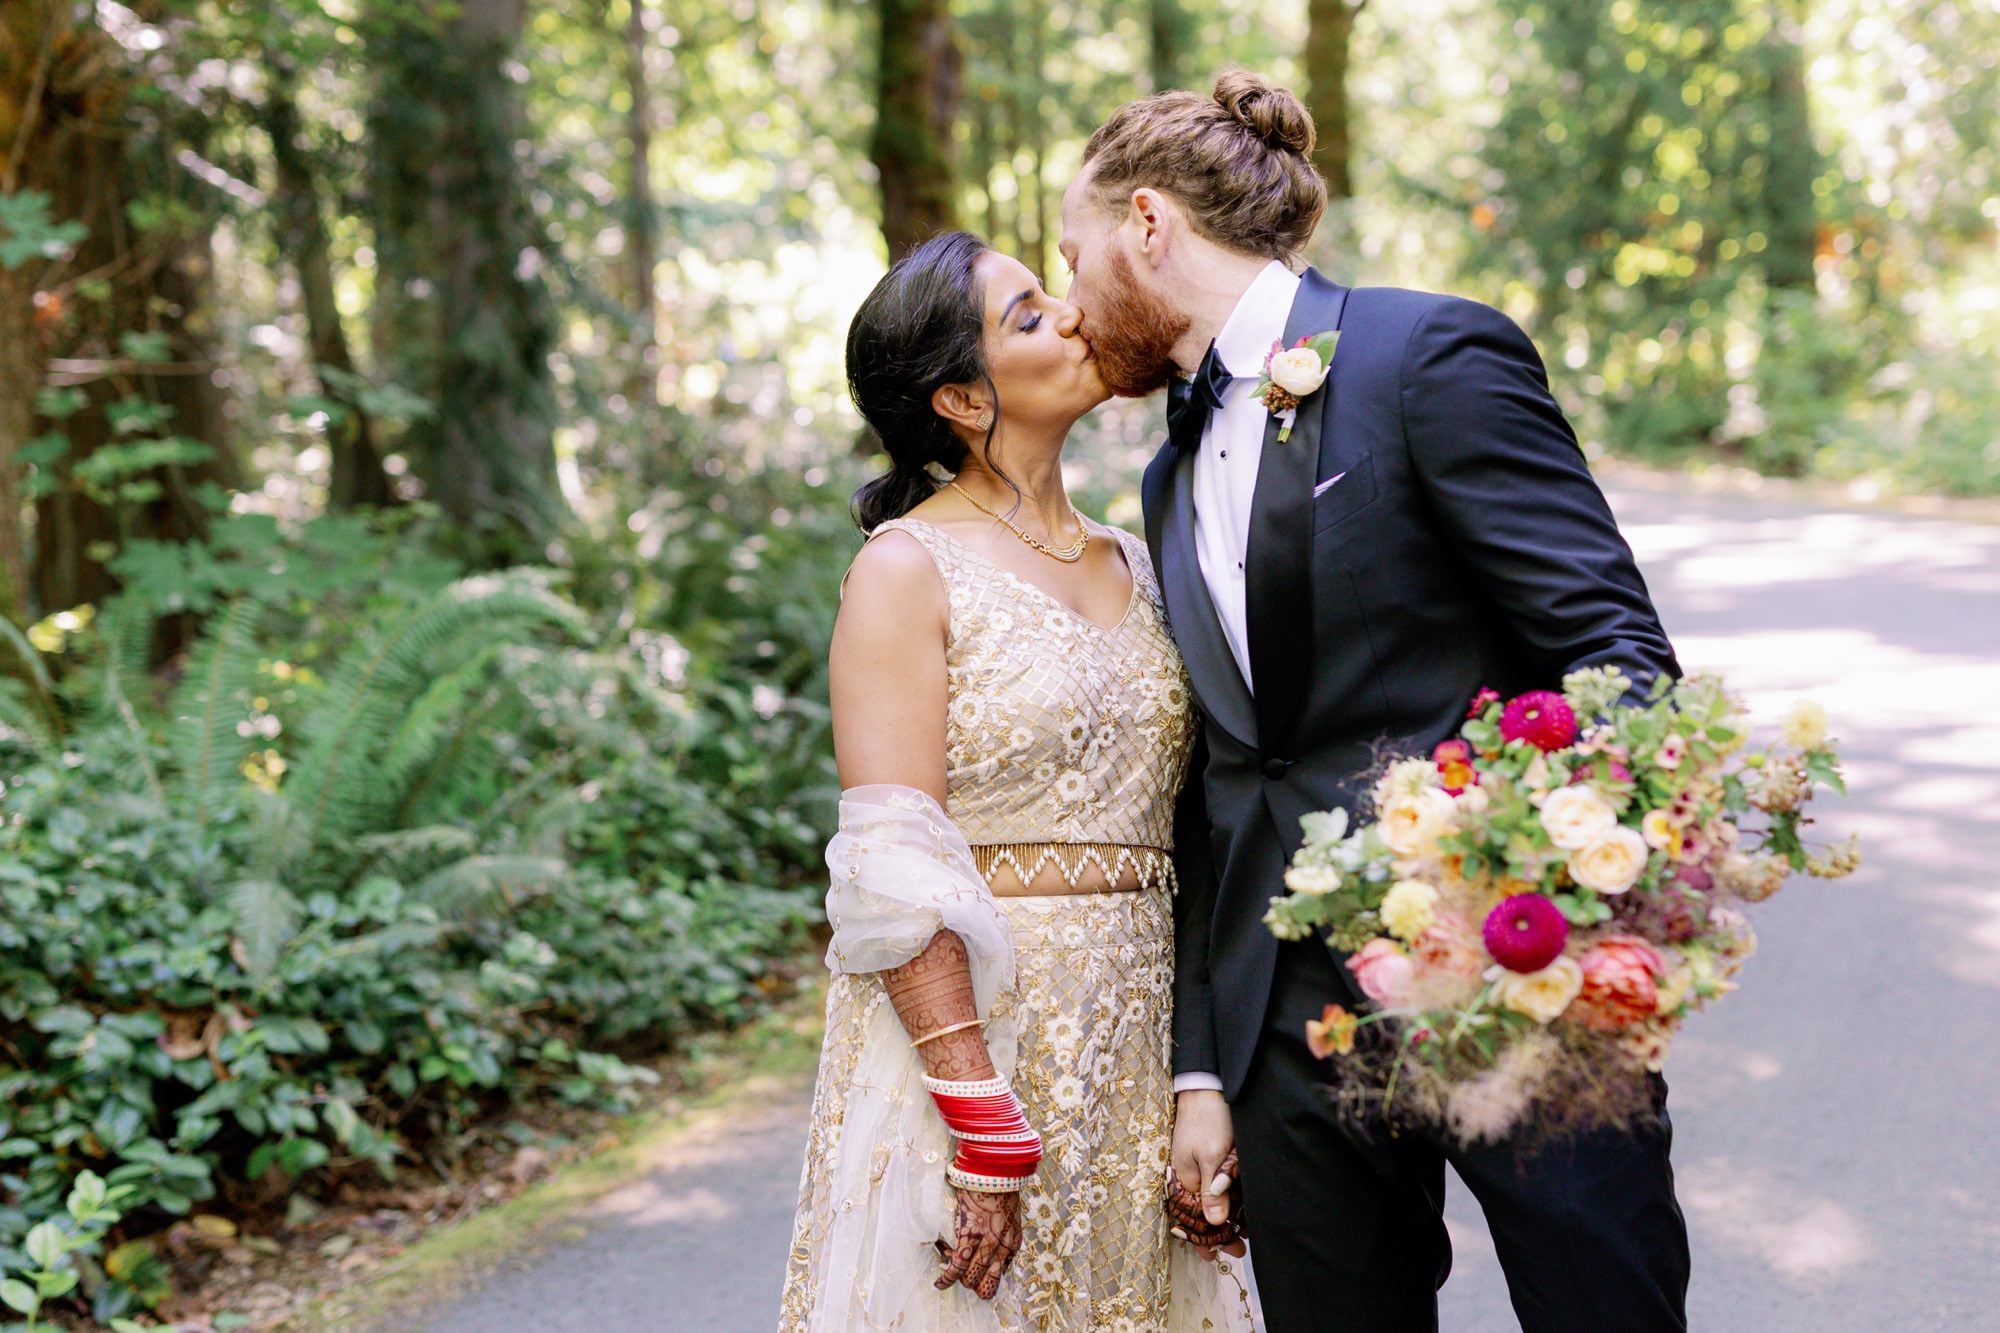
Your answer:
[801,783,1018,1332]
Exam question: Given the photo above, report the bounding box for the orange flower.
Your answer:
[1305,1003,1358,1059]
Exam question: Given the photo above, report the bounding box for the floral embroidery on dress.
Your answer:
[780,521,1257,1331]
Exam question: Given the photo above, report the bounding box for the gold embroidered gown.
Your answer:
[780,519,1261,1332]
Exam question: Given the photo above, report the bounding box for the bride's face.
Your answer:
[971,251,1107,428]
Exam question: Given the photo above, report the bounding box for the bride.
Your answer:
[778,230,1260,1331]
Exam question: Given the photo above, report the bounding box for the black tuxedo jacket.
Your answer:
[1141,268,1680,1098]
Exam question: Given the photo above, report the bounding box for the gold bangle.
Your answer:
[910,1017,987,1049]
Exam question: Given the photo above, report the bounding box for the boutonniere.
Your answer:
[1256,331,1341,443]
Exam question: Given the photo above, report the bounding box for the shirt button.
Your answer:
[1220,450,1228,458]
[1261,758,1287,781]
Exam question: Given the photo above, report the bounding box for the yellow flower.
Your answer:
[1379,879,1441,942]
[1781,700,1830,750]
[1488,957,1584,1024]
[1641,809,1682,855]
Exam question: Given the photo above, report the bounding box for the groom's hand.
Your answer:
[1170,1089,1236,1231]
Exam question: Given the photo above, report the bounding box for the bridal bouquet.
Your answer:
[1265,668,1859,1144]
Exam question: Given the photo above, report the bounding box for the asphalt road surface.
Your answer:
[419,482,2000,1332]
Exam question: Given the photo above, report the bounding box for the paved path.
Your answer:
[418,484,2000,1331]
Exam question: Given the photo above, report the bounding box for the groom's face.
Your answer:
[1058,169,1191,400]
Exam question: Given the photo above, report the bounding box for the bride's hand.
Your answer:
[936,1187,1024,1301]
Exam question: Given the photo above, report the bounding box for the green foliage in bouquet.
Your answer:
[1266,667,1858,1146]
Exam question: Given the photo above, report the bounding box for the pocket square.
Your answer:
[1312,471,1348,499]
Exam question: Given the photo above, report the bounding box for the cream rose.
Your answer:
[1781,699,1830,750]
[1456,783,1492,816]
[1539,784,1618,850]
[1569,825,1650,895]
[1379,879,1441,942]
[1283,863,1342,896]
[1268,346,1329,396]
[1380,788,1457,858]
[1488,956,1584,1024]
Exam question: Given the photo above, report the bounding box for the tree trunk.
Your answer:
[371,0,564,557]
[264,60,395,510]
[5,4,235,624]
[1305,0,1360,200]
[1760,1,1819,292]
[624,0,658,402]
[871,0,960,260]
[1148,0,1195,93]
[1024,0,1046,282]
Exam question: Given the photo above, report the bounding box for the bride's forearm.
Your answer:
[882,929,998,1082]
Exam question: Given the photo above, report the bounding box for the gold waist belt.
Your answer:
[970,841,1173,891]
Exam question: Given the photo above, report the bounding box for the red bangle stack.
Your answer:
[922,1073,1043,1192]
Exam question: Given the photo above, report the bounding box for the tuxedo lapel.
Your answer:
[1156,446,1258,748]
[1243,268,1350,748]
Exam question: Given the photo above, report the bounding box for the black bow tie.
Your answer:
[1167,341,1246,451]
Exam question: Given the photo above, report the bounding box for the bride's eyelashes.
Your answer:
[1020,312,1043,334]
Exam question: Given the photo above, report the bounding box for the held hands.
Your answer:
[1167,1089,1245,1259]
[937,1186,1024,1301]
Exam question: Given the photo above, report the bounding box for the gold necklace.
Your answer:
[948,481,1090,563]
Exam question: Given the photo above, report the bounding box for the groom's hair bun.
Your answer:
[1213,70,1315,156]
[1082,71,1327,263]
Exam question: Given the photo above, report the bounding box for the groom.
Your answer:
[1059,73,1692,1331]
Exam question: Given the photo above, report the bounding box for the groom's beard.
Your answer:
[1083,248,1192,399]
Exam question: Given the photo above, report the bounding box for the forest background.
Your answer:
[0,0,1993,1324]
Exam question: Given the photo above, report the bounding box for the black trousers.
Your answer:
[1231,939,1692,1333]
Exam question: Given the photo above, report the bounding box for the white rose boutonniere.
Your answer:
[1256,330,1340,443]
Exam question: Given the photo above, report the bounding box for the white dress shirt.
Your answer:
[1192,260,1301,695]
[1172,260,1302,1098]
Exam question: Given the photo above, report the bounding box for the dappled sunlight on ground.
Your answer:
[1678,1158,1876,1283]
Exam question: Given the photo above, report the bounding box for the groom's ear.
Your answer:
[931,382,989,433]
[1128,188,1175,267]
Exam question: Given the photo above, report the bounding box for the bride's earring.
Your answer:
[975,410,994,431]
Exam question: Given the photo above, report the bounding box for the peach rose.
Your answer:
[1571,935,1667,1032]
[1569,826,1650,895]
[1414,912,1487,980]
[1347,939,1415,1008]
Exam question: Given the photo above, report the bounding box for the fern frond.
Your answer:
[288,570,587,852]
[239,786,311,884]
[229,877,303,980]
[0,617,63,744]
[0,680,59,761]
[166,597,264,829]
[95,609,165,805]
[411,854,567,920]
[351,824,478,881]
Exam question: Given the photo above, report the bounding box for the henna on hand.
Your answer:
[936,1186,1023,1300]
[883,929,996,1081]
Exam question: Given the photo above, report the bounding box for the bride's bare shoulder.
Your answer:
[838,523,945,614]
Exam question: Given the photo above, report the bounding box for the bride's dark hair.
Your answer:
[845,231,1008,532]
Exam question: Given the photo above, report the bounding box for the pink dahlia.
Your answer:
[1498,691,1577,752]
[1482,894,1570,973]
